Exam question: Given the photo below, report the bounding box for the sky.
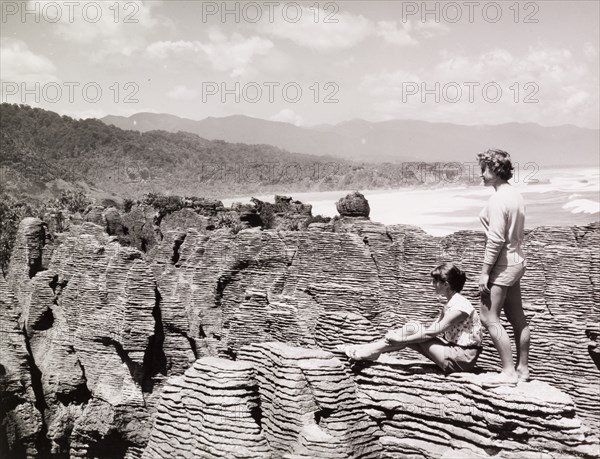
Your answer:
[1,0,599,129]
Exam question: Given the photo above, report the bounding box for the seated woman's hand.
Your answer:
[384,330,404,345]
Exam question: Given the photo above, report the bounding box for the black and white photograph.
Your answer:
[0,1,599,458]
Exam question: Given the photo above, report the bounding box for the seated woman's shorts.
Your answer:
[489,261,526,287]
[434,339,482,373]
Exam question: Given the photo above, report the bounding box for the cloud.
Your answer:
[374,20,447,46]
[28,1,169,58]
[199,28,273,77]
[362,70,422,97]
[362,45,599,128]
[565,90,589,108]
[270,108,304,126]
[335,56,356,67]
[413,20,450,39]
[0,38,57,83]
[258,5,371,51]
[480,49,514,67]
[375,21,418,46]
[583,42,598,59]
[167,85,199,100]
[146,28,273,77]
[434,46,587,85]
[146,40,198,59]
[257,6,446,51]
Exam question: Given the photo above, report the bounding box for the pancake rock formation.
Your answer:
[352,360,598,458]
[1,218,158,457]
[143,356,269,459]
[336,192,370,218]
[144,343,599,459]
[1,193,599,458]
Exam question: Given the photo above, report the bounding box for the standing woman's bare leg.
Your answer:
[504,280,530,380]
[480,284,518,382]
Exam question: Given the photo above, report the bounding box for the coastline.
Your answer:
[219,166,599,236]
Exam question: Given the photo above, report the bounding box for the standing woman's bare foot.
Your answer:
[481,371,519,388]
[516,366,530,382]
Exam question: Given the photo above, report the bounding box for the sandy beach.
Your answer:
[221,167,599,235]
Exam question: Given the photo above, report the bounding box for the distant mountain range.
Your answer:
[102,113,599,166]
[3,104,475,202]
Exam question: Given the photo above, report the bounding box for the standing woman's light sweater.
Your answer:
[479,184,525,267]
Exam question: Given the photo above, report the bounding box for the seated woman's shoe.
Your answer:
[338,344,381,361]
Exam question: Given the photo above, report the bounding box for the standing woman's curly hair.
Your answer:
[477,149,514,181]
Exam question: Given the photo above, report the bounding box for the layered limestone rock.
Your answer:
[336,192,370,218]
[2,194,599,457]
[2,218,160,457]
[0,275,43,457]
[121,204,160,253]
[238,342,382,459]
[351,361,599,459]
[181,197,226,217]
[144,211,600,448]
[160,207,211,233]
[269,195,313,230]
[143,357,268,459]
[144,345,382,458]
[143,345,597,459]
[150,226,390,362]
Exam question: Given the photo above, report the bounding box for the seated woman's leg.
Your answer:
[412,339,448,369]
[416,340,483,373]
[344,321,424,360]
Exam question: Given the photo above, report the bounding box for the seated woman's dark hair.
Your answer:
[430,263,467,292]
[476,148,514,181]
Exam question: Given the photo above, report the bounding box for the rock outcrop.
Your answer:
[238,343,382,459]
[144,344,382,459]
[2,218,160,457]
[1,195,598,458]
[352,360,598,458]
[0,275,43,457]
[143,357,268,459]
[336,192,370,218]
[143,343,599,459]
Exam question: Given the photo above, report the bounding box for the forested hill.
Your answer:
[0,104,471,201]
[0,103,340,198]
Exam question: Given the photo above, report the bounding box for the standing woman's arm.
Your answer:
[480,197,507,293]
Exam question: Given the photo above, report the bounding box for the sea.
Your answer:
[221,167,600,236]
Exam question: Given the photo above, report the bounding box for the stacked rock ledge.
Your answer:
[352,361,599,459]
[2,194,599,458]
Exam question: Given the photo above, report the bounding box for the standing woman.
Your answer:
[477,149,530,387]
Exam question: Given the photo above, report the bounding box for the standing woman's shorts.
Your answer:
[489,260,527,287]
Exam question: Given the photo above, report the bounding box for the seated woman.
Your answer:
[344,263,483,373]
